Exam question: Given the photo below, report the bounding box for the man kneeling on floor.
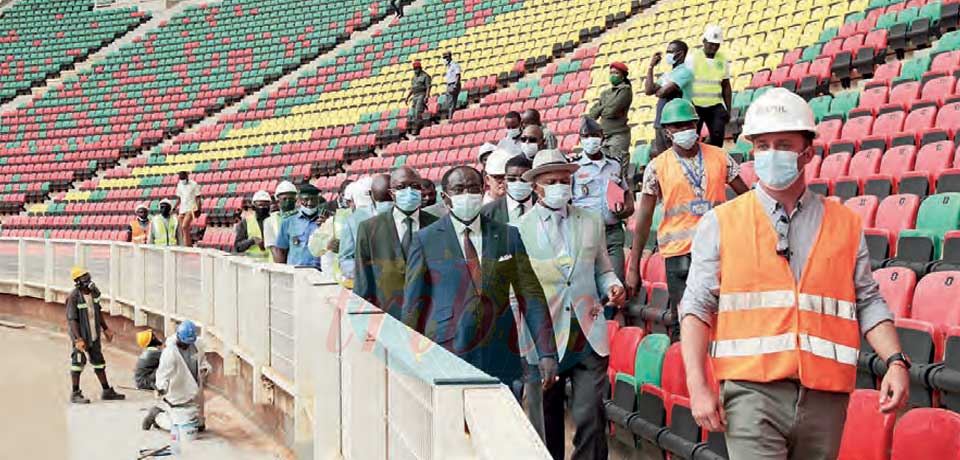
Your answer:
[142,320,210,433]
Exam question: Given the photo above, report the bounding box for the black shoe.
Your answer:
[101,387,125,401]
[142,406,162,431]
[71,391,90,404]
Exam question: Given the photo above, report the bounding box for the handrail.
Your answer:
[0,238,549,459]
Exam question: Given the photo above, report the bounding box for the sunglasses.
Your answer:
[519,136,542,143]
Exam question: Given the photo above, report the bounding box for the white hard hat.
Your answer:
[477,142,497,162]
[274,180,297,197]
[159,198,174,207]
[135,202,148,212]
[703,25,723,44]
[350,176,374,208]
[252,190,271,203]
[484,148,515,175]
[741,88,817,139]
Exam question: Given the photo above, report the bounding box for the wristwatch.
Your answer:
[886,352,911,370]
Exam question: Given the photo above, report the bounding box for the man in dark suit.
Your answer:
[354,166,438,320]
[402,166,559,393]
[480,154,535,226]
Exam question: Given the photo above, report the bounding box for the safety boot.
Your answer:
[71,391,90,404]
[142,406,162,430]
[101,387,126,401]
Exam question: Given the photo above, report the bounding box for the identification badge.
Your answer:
[689,199,712,216]
[292,236,301,246]
[580,184,590,196]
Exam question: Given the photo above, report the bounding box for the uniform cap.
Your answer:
[704,25,723,44]
[579,116,603,136]
[522,149,581,182]
[275,180,297,197]
[660,99,700,125]
[136,330,153,349]
[484,148,515,175]
[252,190,271,203]
[610,61,629,74]
[70,265,88,281]
[298,183,321,196]
[412,60,422,69]
[741,87,816,138]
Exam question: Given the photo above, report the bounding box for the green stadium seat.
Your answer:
[613,333,670,403]
[892,193,960,275]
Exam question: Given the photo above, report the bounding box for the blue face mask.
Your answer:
[671,129,699,150]
[754,149,801,190]
[581,137,602,156]
[394,187,422,212]
[507,181,533,202]
[665,53,676,66]
[375,201,394,213]
[300,205,318,217]
[541,183,572,209]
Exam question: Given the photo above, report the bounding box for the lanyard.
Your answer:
[675,149,704,198]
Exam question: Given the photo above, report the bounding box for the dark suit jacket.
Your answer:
[354,209,438,319]
[479,196,536,225]
[401,214,557,385]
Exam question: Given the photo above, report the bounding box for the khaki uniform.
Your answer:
[588,81,633,178]
[409,70,432,129]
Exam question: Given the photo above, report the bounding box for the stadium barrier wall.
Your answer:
[0,238,549,459]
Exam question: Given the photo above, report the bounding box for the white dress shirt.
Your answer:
[450,216,482,260]
[393,207,420,242]
[506,194,531,224]
[175,180,201,214]
[445,60,462,85]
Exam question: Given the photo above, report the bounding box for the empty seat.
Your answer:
[809,152,851,195]
[845,195,880,227]
[836,149,884,200]
[858,86,890,113]
[911,270,960,328]
[922,76,957,105]
[936,101,960,136]
[872,266,916,318]
[890,409,960,460]
[818,119,844,142]
[890,81,922,107]
[866,194,921,263]
[841,115,875,142]
[930,230,960,272]
[837,390,895,460]
[942,327,960,413]
[864,146,917,199]
[608,326,645,387]
[892,193,960,274]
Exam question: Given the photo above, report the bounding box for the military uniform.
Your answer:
[572,154,627,282]
[409,70,432,129]
[588,80,633,178]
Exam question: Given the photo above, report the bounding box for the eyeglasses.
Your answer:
[519,136,542,143]
[445,185,484,195]
[393,183,423,191]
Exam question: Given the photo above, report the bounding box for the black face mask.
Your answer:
[255,207,270,220]
[160,207,171,218]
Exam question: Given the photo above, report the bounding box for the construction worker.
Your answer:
[144,320,211,433]
[128,202,151,244]
[134,329,163,390]
[687,24,732,147]
[406,60,431,135]
[625,99,749,339]
[681,88,910,459]
[149,198,179,246]
[264,181,299,263]
[234,190,272,261]
[66,266,125,404]
[588,62,633,179]
[275,183,327,269]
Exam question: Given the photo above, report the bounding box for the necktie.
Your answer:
[401,217,413,258]
[514,203,525,220]
[463,227,481,289]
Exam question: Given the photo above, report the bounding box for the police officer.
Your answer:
[405,60,432,135]
[442,51,461,119]
[67,266,125,404]
[275,183,327,270]
[572,116,634,283]
[264,180,299,263]
[588,62,633,179]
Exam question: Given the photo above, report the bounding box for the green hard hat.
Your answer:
[660,99,699,125]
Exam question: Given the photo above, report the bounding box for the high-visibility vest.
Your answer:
[691,49,727,108]
[244,215,270,261]
[331,207,351,277]
[130,219,149,244]
[151,215,179,246]
[712,191,862,393]
[653,143,728,258]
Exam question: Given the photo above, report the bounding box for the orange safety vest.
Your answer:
[653,143,728,257]
[130,219,149,244]
[712,191,862,393]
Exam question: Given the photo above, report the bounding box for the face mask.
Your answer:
[279,198,296,213]
[300,205,318,217]
[179,177,187,184]
[137,214,148,223]
[255,207,270,220]
[581,137,602,156]
[541,183,572,209]
[520,142,539,159]
[610,74,624,86]
[160,208,171,218]
[448,193,483,223]
[394,187,422,212]
[375,201,394,213]
[671,129,699,150]
[506,181,532,202]
[754,149,801,190]
[665,53,677,66]
[506,128,521,139]
[444,58,451,64]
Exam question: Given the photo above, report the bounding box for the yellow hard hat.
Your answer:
[70,265,88,281]
[136,330,153,349]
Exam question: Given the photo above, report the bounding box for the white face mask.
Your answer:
[540,183,572,209]
[671,129,699,150]
[581,137,602,156]
[448,193,483,222]
[754,149,801,190]
[506,128,521,138]
[374,201,394,213]
[506,181,532,201]
[520,142,539,159]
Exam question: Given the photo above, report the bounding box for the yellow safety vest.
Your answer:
[151,215,179,246]
[691,49,727,108]
[244,215,270,261]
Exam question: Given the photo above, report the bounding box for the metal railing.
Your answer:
[0,238,549,459]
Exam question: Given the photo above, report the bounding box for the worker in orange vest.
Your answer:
[625,98,748,338]
[128,202,151,244]
[680,88,910,459]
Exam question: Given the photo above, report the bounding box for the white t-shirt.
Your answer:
[175,180,201,214]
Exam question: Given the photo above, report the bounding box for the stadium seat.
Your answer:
[898,140,956,198]
[837,390,895,460]
[864,146,917,199]
[608,326,644,387]
[836,149,884,200]
[872,266,916,318]
[866,194,921,264]
[942,327,960,413]
[846,194,880,228]
[890,409,960,460]
[911,270,960,329]
[890,193,960,274]
[809,152,851,195]
[896,318,943,407]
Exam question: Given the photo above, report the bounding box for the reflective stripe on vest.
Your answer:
[691,50,726,107]
[712,191,862,393]
[244,215,270,261]
[130,220,148,244]
[654,143,728,257]
[151,216,178,246]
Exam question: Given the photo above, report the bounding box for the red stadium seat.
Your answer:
[889,81,921,107]
[841,115,875,142]
[898,105,938,144]
[922,76,957,105]
[607,326,644,386]
[643,252,666,285]
[817,119,843,143]
[898,141,955,198]
[873,62,902,84]
[838,390,895,460]
[872,110,905,139]
[835,149,883,200]
[936,102,960,136]
[890,409,960,460]
[809,152,850,195]
[864,146,917,199]
[858,86,890,113]
[912,270,960,328]
[872,267,916,318]
[845,195,880,227]
[739,161,757,187]
[866,193,921,260]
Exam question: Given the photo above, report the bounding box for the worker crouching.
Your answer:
[142,320,210,434]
